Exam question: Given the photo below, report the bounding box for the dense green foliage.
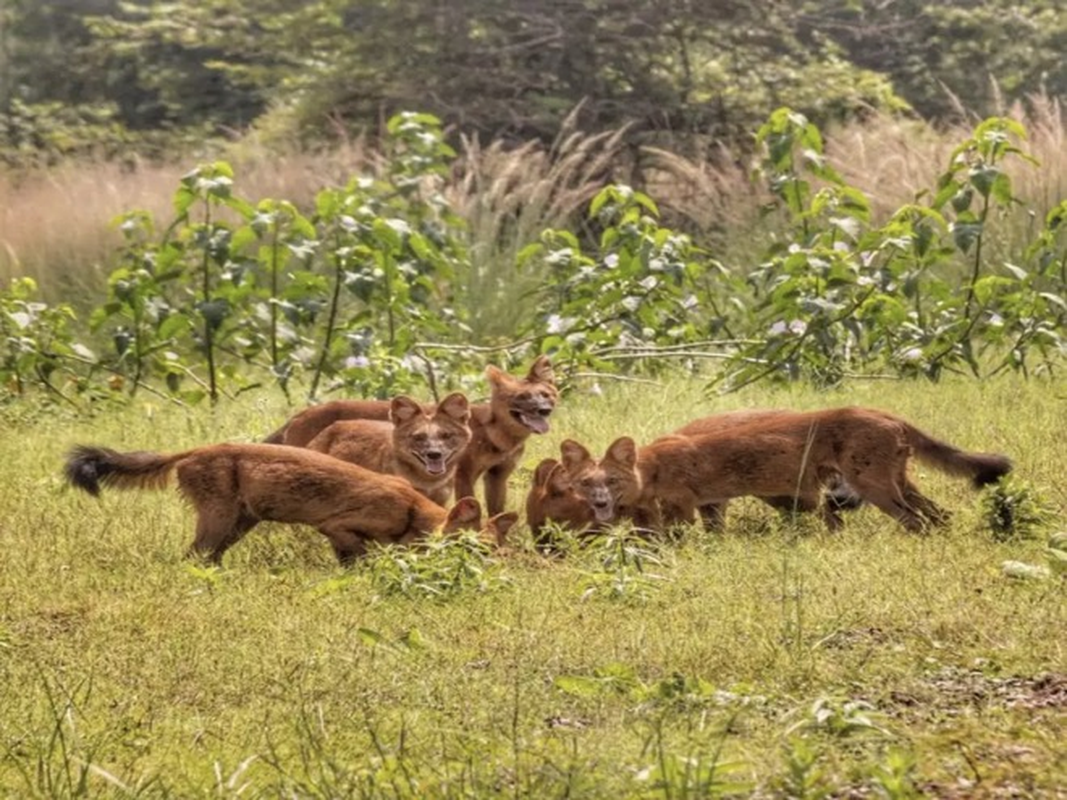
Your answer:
[2,108,1064,409]
[2,0,1065,164]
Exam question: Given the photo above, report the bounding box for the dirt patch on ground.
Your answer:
[891,668,1067,715]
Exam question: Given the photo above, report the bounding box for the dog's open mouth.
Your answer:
[592,501,614,522]
[513,407,552,434]
[419,453,448,476]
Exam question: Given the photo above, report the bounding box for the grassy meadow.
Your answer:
[1,374,1064,798]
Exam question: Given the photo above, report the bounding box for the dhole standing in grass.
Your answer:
[561,407,1012,533]
[264,356,559,515]
[64,443,517,564]
[673,408,863,529]
[304,392,472,505]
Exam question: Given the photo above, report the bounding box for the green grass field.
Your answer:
[1,375,1064,798]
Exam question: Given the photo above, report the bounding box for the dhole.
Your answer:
[559,438,662,532]
[304,392,472,505]
[264,356,559,515]
[562,407,1011,532]
[673,409,862,529]
[64,443,518,564]
[524,458,596,546]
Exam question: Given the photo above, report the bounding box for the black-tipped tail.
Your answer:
[64,445,108,496]
[63,444,179,495]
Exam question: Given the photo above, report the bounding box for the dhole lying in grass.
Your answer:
[64,443,518,564]
[304,392,472,505]
[673,409,863,529]
[561,407,1011,532]
[524,458,596,547]
[264,356,559,515]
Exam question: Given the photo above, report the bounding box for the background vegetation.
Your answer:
[3,0,1066,163]
[1,5,1065,795]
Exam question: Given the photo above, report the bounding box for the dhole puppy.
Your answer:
[562,407,1012,533]
[304,392,472,505]
[559,438,662,532]
[264,356,559,515]
[673,409,863,529]
[524,458,596,546]
[64,443,518,564]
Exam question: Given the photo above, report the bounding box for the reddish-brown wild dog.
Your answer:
[304,392,472,505]
[64,443,518,564]
[524,457,596,546]
[264,356,559,514]
[672,408,863,529]
[562,407,1011,532]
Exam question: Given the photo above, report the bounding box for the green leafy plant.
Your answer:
[981,476,1055,541]
[578,525,668,603]
[785,696,892,739]
[870,747,922,800]
[365,533,509,600]
[776,737,832,800]
[0,277,94,405]
[521,184,715,379]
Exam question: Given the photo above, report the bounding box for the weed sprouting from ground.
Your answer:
[981,476,1056,541]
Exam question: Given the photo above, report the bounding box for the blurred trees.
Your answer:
[1,0,1064,165]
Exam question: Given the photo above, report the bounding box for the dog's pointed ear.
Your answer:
[605,436,637,468]
[484,364,508,390]
[484,511,519,548]
[546,462,573,494]
[560,439,592,471]
[444,496,482,532]
[436,392,470,423]
[390,396,423,424]
[532,458,560,488]
[526,355,555,386]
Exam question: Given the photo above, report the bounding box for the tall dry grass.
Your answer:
[0,139,377,302]
[446,109,629,339]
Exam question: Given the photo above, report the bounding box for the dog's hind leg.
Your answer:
[902,480,951,527]
[846,475,930,532]
[188,505,258,563]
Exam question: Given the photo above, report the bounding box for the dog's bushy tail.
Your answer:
[904,425,1012,488]
[64,445,183,497]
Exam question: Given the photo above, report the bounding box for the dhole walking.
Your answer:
[560,407,1011,532]
[64,443,516,564]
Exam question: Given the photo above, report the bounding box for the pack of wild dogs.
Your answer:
[64,356,1013,565]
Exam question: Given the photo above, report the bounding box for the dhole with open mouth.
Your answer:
[305,392,472,505]
[263,356,559,515]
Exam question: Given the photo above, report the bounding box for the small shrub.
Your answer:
[365,533,508,600]
[981,476,1055,541]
